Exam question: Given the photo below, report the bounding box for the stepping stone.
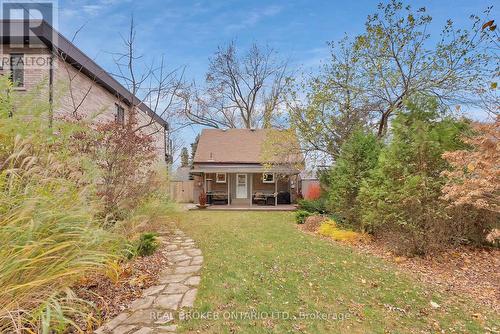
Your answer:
[170,254,192,262]
[186,249,202,256]
[191,256,203,265]
[152,311,175,324]
[156,325,177,332]
[184,276,201,286]
[124,310,155,325]
[158,273,191,284]
[96,312,129,332]
[154,294,183,310]
[180,288,198,308]
[130,296,155,311]
[177,259,191,266]
[112,325,136,334]
[132,328,153,334]
[165,250,185,256]
[164,283,189,294]
[142,285,165,297]
[99,227,202,334]
[175,265,201,274]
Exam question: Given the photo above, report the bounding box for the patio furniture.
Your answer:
[253,192,277,206]
[207,191,228,205]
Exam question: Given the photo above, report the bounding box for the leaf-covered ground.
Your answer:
[174,211,498,333]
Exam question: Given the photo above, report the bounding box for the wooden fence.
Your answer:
[169,180,194,203]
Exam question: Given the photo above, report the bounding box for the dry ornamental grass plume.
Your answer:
[442,117,500,214]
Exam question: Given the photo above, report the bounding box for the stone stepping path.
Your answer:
[95,225,202,334]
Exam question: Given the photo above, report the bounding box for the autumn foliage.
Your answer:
[93,121,157,221]
[442,117,499,213]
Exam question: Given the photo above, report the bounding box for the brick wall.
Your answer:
[0,45,166,163]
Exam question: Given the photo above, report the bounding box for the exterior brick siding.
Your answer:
[0,45,167,162]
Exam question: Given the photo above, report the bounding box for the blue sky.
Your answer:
[55,0,497,152]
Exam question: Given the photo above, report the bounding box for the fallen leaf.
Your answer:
[430,301,440,309]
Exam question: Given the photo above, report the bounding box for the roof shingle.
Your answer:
[193,128,302,165]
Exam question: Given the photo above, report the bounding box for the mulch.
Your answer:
[356,241,500,312]
[72,242,169,331]
[297,214,500,313]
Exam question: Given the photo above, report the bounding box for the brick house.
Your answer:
[0,20,169,162]
[191,128,304,207]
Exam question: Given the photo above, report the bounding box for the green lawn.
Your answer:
[173,211,497,333]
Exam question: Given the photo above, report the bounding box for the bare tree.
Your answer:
[107,17,191,164]
[183,41,289,129]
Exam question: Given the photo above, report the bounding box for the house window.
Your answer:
[115,104,125,124]
[216,173,226,183]
[262,173,275,183]
[10,54,24,87]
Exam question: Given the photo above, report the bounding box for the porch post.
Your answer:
[274,173,278,206]
[203,173,206,205]
[249,173,253,206]
[227,173,230,206]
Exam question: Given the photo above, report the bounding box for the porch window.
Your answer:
[262,173,275,183]
[216,172,226,183]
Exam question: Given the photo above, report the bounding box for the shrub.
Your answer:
[80,120,157,222]
[327,129,381,228]
[317,220,369,244]
[441,118,499,243]
[359,98,469,255]
[136,233,159,257]
[297,198,327,214]
[295,210,312,224]
[0,126,124,331]
[0,76,168,332]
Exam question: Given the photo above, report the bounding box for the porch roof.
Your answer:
[191,164,300,174]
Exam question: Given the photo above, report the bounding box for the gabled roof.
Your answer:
[0,20,168,128]
[193,128,303,166]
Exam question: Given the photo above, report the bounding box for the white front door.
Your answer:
[236,174,247,199]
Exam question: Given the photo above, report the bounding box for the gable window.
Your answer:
[115,104,125,124]
[10,54,24,87]
[262,173,275,183]
[216,173,226,183]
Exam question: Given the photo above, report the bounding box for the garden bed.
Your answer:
[356,241,500,313]
[72,240,169,331]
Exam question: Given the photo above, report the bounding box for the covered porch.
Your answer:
[191,167,300,208]
[202,204,297,211]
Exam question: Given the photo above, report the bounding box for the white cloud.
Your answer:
[63,0,131,18]
[225,5,283,32]
[82,4,103,16]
